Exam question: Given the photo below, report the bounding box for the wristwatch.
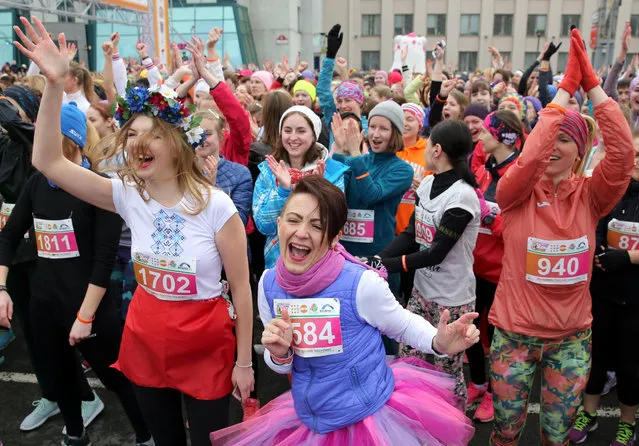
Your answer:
[482,212,496,227]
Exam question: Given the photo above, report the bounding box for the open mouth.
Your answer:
[549,156,560,161]
[288,242,311,262]
[138,155,154,169]
[443,112,451,120]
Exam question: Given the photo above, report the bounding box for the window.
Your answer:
[493,14,513,36]
[394,14,413,35]
[460,14,480,36]
[427,14,446,36]
[362,14,381,36]
[557,53,568,72]
[561,15,580,36]
[361,51,380,71]
[527,15,547,36]
[631,15,639,37]
[459,52,477,71]
[524,52,538,67]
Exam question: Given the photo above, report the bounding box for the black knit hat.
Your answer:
[463,103,489,121]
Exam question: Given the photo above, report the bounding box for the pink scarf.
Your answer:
[275,244,388,297]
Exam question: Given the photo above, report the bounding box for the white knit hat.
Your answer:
[279,105,322,139]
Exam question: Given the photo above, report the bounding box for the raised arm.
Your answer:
[14,17,114,212]
[101,40,117,105]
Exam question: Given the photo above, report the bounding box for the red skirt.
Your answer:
[113,287,236,400]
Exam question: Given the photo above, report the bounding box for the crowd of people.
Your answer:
[0,13,636,446]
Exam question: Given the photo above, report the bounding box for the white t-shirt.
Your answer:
[413,176,480,307]
[111,179,237,300]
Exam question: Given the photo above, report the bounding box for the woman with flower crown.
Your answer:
[10,17,255,446]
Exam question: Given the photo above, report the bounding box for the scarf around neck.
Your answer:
[275,244,388,297]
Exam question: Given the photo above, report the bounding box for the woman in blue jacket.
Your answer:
[212,176,477,445]
[252,106,349,269]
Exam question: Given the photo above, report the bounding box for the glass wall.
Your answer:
[92,3,257,72]
[0,11,15,65]
[94,9,141,71]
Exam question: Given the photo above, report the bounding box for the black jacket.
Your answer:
[591,178,639,306]
[0,100,36,203]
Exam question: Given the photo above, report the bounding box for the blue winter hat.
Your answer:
[61,102,87,148]
[547,84,558,98]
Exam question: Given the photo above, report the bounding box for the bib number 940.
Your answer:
[536,257,580,276]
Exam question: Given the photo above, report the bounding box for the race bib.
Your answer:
[478,201,500,235]
[525,236,589,285]
[341,209,374,243]
[273,298,343,358]
[0,203,15,231]
[400,188,416,206]
[607,219,639,250]
[415,207,436,248]
[133,251,198,300]
[33,217,79,259]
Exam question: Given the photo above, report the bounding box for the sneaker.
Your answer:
[474,391,494,422]
[81,360,92,375]
[569,410,598,444]
[62,392,104,434]
[0,328,15,350]
[602,372,617,396]
[610,421,636,446]
[242,398,260,421]
[136,438,155,446]
[20,398,61,431]
[466,382,487,407]
[61,429,91,446]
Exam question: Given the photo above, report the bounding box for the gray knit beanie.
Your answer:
[368,101,404,133]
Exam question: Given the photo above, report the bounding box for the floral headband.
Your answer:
[112,84,206,149]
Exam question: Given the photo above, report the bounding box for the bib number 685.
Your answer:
[291,321,336,346]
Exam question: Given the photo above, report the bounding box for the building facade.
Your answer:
[322,0,639,72]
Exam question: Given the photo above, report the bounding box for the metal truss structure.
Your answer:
[0,0,146,27]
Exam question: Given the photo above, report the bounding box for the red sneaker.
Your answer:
[474,391,494,422]
[242,398,260,421]
[466,382,487,407]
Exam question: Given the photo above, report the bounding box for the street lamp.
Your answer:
[536,30,543,51]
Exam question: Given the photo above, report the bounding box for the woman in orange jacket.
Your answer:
[488,28,635,446]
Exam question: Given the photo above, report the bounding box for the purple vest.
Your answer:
[263,261,394,434]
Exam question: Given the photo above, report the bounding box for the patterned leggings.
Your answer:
[110,245,137,321]
[490,328,591,446]
[398,287,475,404]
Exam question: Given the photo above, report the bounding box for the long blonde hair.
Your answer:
[115,115,213,215]
[69,62,97,104]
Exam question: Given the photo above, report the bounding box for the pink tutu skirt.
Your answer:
[210,357,475,446]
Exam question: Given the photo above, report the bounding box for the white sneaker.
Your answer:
[62,391,105,434]
[136,439,155,446]
[20,398,61,431]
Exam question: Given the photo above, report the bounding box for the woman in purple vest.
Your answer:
[211,175,478,445]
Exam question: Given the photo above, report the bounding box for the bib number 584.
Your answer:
[292,321,336,346]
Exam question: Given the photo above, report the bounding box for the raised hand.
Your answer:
[432,310,480,356]
[434,43,445,61]
[282,55,291,74]
[136,41,149,59]
[298,60,309,73]
[326,24,343,59]
[102,40,113,57]
[201,155,218,182]
[620,20,631,57]
[207,27,223,50]
[261,307,293,358]
[294,51,301,74]
[13,16,70,84]
[345,119,363,155]
[266,155,292,190]
[312,159,326,178]
[66,41,77,62]
[439,79,456,98]
[330,113,347,154]
[263,59,274,73]
[541,41,562,61]
[110,32,120,51]
[185,37,207,76]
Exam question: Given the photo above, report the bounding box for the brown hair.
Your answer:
[262,90,294,147]
[193,109,226,134]
[22,75,45,95]
[69,62,97,105]
[471,80,490,95]
[284,175,347,243]
[387,126,405,153]
[224,71,238,87]
[115,114,214,215]
[449,89,468,118]
[371,85,392,101]
[272,111,322,166]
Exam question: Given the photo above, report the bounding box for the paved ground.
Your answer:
[0,320,632,445]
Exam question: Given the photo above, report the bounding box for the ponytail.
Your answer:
[454,156,479,188]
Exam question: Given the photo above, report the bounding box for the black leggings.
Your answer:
[133,385,230,446]
[9,261,93,402]
[585,297,639,406]
[30,290,149,441]
[466,275,497,387]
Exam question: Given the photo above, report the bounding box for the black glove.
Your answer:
[597,248,631,271]
[365,255,384,270]
[542,42,562,61]
[326,24,343,59]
